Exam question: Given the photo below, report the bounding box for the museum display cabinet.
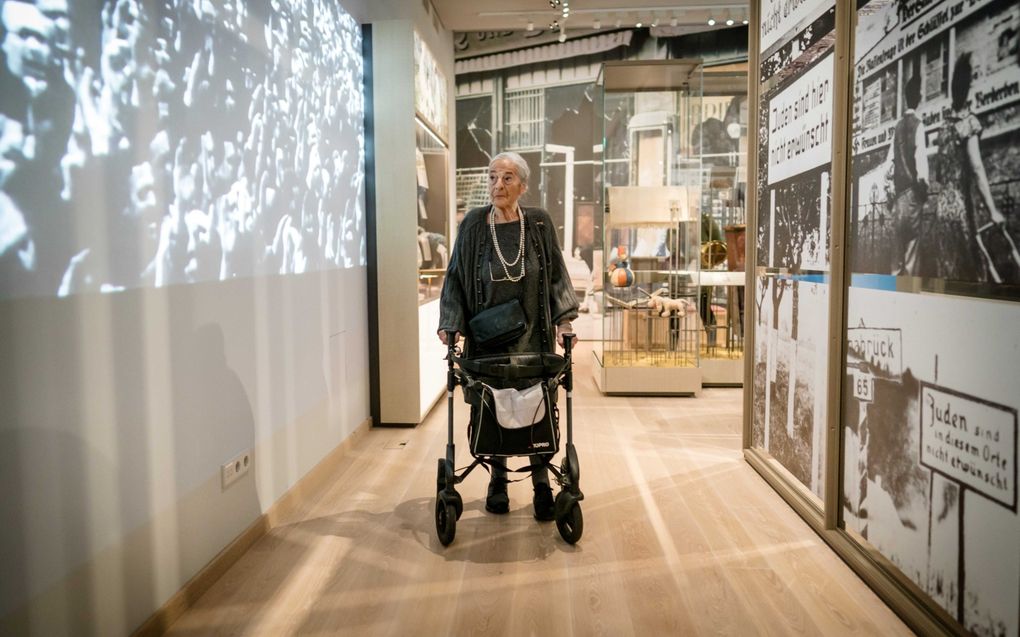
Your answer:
[592,60,705,395]
[415,116,450,305]
[697,63,749,386]
[371,23,454,425]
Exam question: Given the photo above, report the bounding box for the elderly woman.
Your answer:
[438,151,578,519]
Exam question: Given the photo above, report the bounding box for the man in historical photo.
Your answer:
[884,73,928,277]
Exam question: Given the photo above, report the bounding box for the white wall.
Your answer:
[0,266,370,635]
[0,3,367,635]
[366,5,457,425]
[0,2,457,633]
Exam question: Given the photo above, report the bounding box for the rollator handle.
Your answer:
[446,330,458,388]
[562,332,575,359]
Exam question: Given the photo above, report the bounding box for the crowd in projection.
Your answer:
[0,0,365,298]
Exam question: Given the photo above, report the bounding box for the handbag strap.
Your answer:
[530,214,554,350]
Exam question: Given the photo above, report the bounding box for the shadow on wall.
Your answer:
[0,294,259,636]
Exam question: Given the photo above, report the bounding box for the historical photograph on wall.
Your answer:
[752,0,835,496]
[751,274,829,498]
[842,285,1019,635]
[755,0,835,270]
[756,36,834,271]
[850,0,1020,298]
[0,0,367,300]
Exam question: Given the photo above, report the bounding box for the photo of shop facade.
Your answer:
[1,0,1015,634]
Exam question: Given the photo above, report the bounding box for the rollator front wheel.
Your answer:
[435,497,457,546]
[435,459,463,520]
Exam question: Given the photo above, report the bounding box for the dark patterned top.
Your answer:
[439,206,579,357]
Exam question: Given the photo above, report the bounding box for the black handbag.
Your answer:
[468,299,526,348]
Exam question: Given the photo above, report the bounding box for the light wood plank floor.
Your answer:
[166,341,913,636]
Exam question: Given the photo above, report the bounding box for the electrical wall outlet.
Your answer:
[221,449,252,490]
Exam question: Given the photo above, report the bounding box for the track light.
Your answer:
[742,18,749,25]
[726,18,734,26]
[527,20,534,31]
[635,21,642,28]
[593,18,601,29]
[707,17,716,26]
[558,31,566,42]
[670,17,678,27]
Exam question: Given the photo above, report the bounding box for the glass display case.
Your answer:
[415,117,450,304]
[697,63,749,385]
[593,60,705,395]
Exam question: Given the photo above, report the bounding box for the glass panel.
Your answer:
[751,1,837,500]
[844,0,1020,632]
[593,62,704,392]
[416,119,449,304]
[698,64,749,369]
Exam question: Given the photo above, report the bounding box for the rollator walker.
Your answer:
[435,330,584,546]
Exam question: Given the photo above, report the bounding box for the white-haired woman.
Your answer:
[438,151,578,520]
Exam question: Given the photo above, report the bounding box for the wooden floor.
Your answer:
[166,342,913,636]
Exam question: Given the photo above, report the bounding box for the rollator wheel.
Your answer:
[435,497,457,546]
[435,459,463,520]
[556,502,583,544]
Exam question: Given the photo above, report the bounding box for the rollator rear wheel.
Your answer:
[435,498,457,546]
[556,502,583,544]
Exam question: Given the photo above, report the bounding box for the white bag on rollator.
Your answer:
[484,383,546,429]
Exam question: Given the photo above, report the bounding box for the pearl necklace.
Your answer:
[489,205,526,282]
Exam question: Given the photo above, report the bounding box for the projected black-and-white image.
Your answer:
[0,0,365,299]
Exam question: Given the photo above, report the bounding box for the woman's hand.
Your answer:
[557,322,576,349]
[438,330,459,346]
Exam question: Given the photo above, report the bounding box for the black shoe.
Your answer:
[533,483,555,521]
[485,479,510,514]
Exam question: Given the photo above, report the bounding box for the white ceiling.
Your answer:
[431,1,750,33]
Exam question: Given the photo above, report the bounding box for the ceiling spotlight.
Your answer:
[593,18,601,29]
[726,18,734,26]
[707,17,716,26]
[743,19,749,25]
[615,18,622,28]
[558,31,566,43]
[670,17,678,27]
[651,16,659,27]
[527,20,534,31]
[635,21,643,28]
